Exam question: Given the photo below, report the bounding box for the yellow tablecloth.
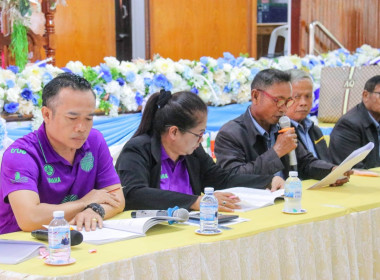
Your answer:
[1,170,380,280]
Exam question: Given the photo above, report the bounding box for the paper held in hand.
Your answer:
[308,142,374,189]
[75,216,183,245]
[218,187,284,212]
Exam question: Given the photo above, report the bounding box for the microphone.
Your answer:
[31,229,83,246]
[279,116,298,170]
[131,208,189,222]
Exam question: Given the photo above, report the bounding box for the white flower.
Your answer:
[198,87,211,103]
[18,100,34,115]
[0,100,4,112]
[213,70,227,86]
[230,67,251,84]
[104,80,121,96]
[236,84,251,103]
[27,76,42,92]
[6,87,21,102]
[223,63,232,72]
[218,93,232,106]
[119,61,138,75]
[153,58,175,74]
[208,58,218,68]
[65,61,85,74]
[109,105,119,118]
[120,85,138,112]
[174,62,185,73]
[166,72,183,90]
[104,56,120,68]
[1,70,16,81]
[131,76,145,93]
[32,107,43,130]
[193,64,204,75]
[45,64,64,76]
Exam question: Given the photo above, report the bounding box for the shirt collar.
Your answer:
[291,117,313,132]
[36,123,90,164]
[160,144,184,163]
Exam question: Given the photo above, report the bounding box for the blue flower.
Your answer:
[223,52,235,61]
[6,79,15,88]
[152,74,172,91]
[310,88,320,115]
[125,71,136,83]
[236,57,244,66]
[32,94,40,106]
[7,65,19,74]
[116,77,125,86]
[42,72,53,85]
[201,65,208,74]
[100,64,112,83]
[21,88,33,101]
[4,102,19,114]
[108,95,120,107]
[93,85,104,95]
[217,58,226,69]
[223,80,240,93]
[61,67,73,73]
[34,60,47,67]
[144,77,152,87]
[191,87,199,94]
[183,66,193,80]
[135,92,144,106]
[200,56,209,65]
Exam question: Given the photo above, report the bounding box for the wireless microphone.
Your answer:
[279,116,298,170]
[131,208,190,222]
[31,229,83,246]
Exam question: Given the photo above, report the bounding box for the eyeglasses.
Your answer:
[182,129,204,142]
[165,125,204,142]
[256,89,295,108]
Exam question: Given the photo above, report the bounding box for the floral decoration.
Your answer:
[0,44,379,131]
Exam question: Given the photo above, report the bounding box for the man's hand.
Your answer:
[330,168,354,186]
[273,128,298,158]
[80,189,121,208]
[70,208,103,232]
[269,176,285,191]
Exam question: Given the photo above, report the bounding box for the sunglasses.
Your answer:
[256,89,295,108]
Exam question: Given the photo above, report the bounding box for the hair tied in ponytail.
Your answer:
[156,89,172,108]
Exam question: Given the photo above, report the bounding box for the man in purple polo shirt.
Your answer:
[0,73,125,234]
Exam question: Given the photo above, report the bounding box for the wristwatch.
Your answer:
[84,203,105,219]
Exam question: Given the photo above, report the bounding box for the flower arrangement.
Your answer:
[0,0,65,69]
[0,44,379,129]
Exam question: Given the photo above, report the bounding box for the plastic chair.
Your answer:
[267,24,289,57]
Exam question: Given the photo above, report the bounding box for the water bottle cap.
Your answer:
[289,171,298,177]
[53,210,65,218]
[204,187,214,193]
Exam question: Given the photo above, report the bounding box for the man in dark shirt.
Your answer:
[215,69,350,184]
[329,75,380,168]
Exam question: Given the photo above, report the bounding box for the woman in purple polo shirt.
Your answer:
[116,90,284,212]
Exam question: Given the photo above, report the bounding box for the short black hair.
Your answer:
[42,73,95,108]
[251,69,291,91]
[364,75,380,93]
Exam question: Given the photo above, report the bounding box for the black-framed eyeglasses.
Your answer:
[256,89,295,108]
[182,129,205,142]
[165,125,204,142]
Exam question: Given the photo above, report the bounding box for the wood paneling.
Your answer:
[148,0,257,60]
[54,0,116,67]
[297,0,380,56]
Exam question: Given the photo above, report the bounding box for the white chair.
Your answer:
[267,24,289,57]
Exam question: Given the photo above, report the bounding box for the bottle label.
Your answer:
[284,181,302,198]
[200,204,218,221]
[48,226,70,264]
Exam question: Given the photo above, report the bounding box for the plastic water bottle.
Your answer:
[200,187,218,233]
[48,211,71,264]
[283,171,302,213]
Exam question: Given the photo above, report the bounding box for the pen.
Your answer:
[107,186,126,193]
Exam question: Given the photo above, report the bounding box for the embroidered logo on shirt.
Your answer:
[47,177,61,183]
[10,148,26,154]
[80,152,94,172]
[161,173,169,179]
[44,164,55,176]
[10,172,28,183]
[61,194,78,203]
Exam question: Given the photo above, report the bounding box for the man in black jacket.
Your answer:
[329,75,380,168]
[286,69,330,162]
[215,69,350,183]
